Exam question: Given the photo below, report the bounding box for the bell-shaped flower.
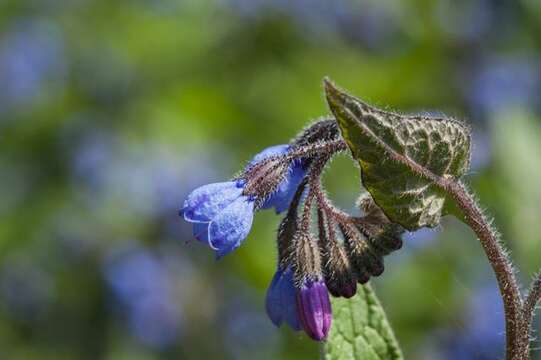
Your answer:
[181,180,254,258]
[248,144,307,214]
[296,278,332,341]
[265,266,301,331]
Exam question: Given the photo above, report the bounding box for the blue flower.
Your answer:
[103,248,183,348]
[296,278,332,341]
[248,144,307,214]
[434,284,504,359]
[182,180,255,258]
[265,266,300,331]
[181,144,307,257]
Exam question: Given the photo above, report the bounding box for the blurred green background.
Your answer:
[0,0,540,359]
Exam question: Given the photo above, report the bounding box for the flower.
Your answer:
[265,266,300,331]
[181,180,255,258]
[296,279,332,341]
[181,144,308,257]
[248,144,307,214]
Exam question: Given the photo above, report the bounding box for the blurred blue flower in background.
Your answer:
[331,0,405,51]
[226,0,404,52]
[468,56,541,117]
[69,126,115,191]
[0,257,54,324]
[434,0,493,42]
[68,130,221,222]
[427,284,505,359]
[403,227,439,250]
[222,284,281,360]
[103,246,183,349]
[0,18,65,114]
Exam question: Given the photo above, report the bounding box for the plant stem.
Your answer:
[446,180,527,360]
[523,272,541,351]
[287,139,347,161]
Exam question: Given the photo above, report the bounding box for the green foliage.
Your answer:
[323,285,403,360]
[325,80,471,231]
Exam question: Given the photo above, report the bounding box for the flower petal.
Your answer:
[262,161,307,213]
[208,196,254,258]
[266,267,301,331]
[265,269,284,327]
[280,267,301,330]
[192,222,209,243]
[182,181,242,222]
[248,144,289,168]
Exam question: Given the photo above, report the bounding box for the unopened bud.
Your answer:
[318,209,357,298]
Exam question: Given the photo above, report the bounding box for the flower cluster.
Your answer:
[181,119,404,341]
[181,143,308,258]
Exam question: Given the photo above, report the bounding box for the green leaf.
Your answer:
[324,79,471,230]
[323,285,403,360]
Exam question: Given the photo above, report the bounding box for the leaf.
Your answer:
[323,285,403,360]
[324,79,471,230]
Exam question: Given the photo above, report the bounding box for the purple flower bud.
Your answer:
[247,144,307,214]
[317,209,357,298]
[340,222,384,279]
[327,279,357,299]
[296,279,332,341]
[181,180,255,258]
[340,282,357,298]
[265,266,301,331]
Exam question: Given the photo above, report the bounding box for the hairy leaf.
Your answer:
[324,79,471,230]
[323,285,403,360]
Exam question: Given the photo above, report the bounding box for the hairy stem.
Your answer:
[287,139,347,161]
[447,180,526,360]
[299,155,331,232]
[524,272,541,346]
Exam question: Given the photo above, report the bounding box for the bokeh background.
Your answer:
[0,0,540,359]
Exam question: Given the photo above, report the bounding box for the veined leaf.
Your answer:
[324,79,471,230]
[323,285,403,360]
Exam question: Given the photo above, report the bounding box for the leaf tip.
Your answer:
[323,77,346,112]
